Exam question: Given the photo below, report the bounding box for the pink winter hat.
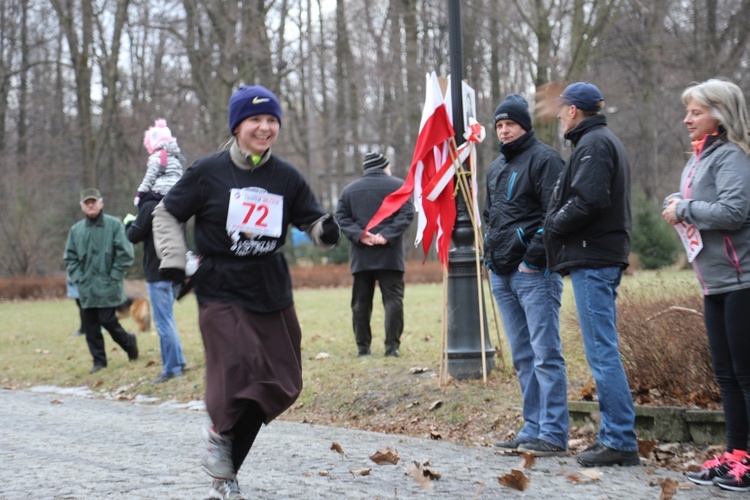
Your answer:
[143,119,175,154]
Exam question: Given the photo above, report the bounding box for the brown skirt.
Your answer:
[198,302,302,432]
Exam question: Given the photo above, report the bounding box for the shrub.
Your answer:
[631,195,681,269]
[617,281,719,408]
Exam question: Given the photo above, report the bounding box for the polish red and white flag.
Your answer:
[364,72,456,265]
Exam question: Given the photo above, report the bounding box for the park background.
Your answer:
[0,0,742,466]
[2,0,749,274]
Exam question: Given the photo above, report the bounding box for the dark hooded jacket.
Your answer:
[483,130,563,274]
[543,114,631,274]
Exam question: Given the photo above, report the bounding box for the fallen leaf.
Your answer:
[50,399,64,405]
[580,469,601,481]
[429,430,442,440]
[568,438,588,450]
[409,366,429,374]
[498,469,528,491]
[579,384,596,401]
[330,442,345,457]
[428,400,443,411]
[422,466,441,480]
[314,352,330,360]
[406,464,435,489]
[370,448,399,465]
[318,471,329,476]
[519,452,535,469]
[567,472,585,483]
[349,468,371,476]
[638,439,657,458]
[405,401,420,409]
[658,477,679,500]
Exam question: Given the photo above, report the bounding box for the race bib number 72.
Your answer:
[673,221,703,263]
[226,187,284,238]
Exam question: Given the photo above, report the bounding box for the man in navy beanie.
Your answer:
[336,151,414,357]
[483,94,569,457]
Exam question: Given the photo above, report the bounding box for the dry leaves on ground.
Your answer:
[498,469,529,491]
[406,462,440,489]
[330,442,345,457]
[518,452,535,469]
[568,468,602,484]
[638,439,657,458]
[370,448,400,465]
[657,477,680,500]
[349,468,372,476]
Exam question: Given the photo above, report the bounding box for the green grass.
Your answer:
[0,269,702,445]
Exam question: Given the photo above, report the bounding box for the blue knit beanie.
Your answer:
[228,85,282,135]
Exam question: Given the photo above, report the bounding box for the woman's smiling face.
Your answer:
[234,114,280,156]
[684,98,720,142]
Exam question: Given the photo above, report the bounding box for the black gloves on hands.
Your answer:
[159,268,186,286]
[319,214,341,246]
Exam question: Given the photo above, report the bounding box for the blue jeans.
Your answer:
[490,269,568,449]
[147,281,186,377]
[569,266,637,451]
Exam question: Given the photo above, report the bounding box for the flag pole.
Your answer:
[469,143,488,383]
[445,0,494,380]
[447,139,488,382]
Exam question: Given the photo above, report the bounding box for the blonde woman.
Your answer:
[662,78,750,491]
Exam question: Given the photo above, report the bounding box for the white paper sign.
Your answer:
[673,221,703,263]
[226,187,284,238]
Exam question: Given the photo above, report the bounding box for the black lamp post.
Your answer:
[445,0,495,379]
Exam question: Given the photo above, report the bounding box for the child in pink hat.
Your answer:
[135,119,184,206]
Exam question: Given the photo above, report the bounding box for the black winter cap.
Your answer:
[493,94,532,132]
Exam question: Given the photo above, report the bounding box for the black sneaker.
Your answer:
[581,441,604,454]
[384,349,399,357]
[576,444,640,467]
[152,372,181,385]
[686,452,736,485]
[88,364,106,375]
[517,439,567,457]
[126,333,138,361]
[714,458,750,491]
[493,435,528,451]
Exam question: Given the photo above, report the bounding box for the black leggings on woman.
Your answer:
[231,401,265,472]
[704,287,750,452]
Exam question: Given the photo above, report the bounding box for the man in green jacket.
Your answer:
[64,188,138,374]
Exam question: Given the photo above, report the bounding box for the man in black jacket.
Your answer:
[125,195,187,384]
[483,94,568,457]
[544,82,638,467]
[336,152,414,357]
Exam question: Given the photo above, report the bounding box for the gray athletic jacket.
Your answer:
[666,138,750,295]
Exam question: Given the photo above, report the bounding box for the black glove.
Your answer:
[320,214,341,246]
[159,268,186,285]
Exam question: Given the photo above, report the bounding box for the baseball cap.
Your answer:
[559,82,604,111]
[80,188,102,203]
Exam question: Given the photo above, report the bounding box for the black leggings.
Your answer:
[704,287,750,452]
[231,401,265,472]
